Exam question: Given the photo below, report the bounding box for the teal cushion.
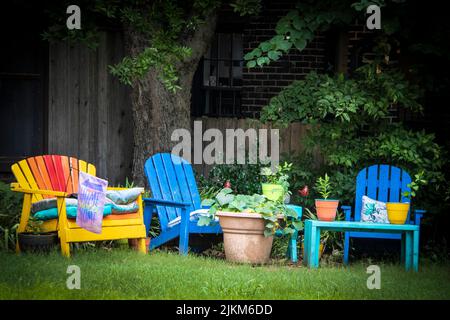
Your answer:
[33,204,113,221]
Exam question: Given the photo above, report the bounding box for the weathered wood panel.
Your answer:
[48,31,133,185]
[191,117,311,177]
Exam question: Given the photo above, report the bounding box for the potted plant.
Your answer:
[314,173,339,221]
[199,188,302,264]
[17,217,58,253]
[387,171,427,224]
[260,162,292,202]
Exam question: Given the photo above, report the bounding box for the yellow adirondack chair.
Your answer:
[11,155,147,257]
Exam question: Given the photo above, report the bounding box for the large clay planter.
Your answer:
[386,202,410,224]
[216,211,273,264]
[261,183,284,201]
[315,199,339,221]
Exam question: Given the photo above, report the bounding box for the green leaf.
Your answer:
[216,192,234,206]
[244,51,255,60]
[267,50,281,60]
[294,38,307,51]
[277,40,292,52]
[292,221,303,230]
[197,216,212,226]
[257,56,267,67]
[201,199,215,207]
[260,42,272,52]
[246,60,257,68]
[292,15,304,30]
[264,229,273,237]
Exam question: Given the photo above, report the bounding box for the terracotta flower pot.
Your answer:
[315,199,339,221]
[386,202,410,224]
[216,211,273,264]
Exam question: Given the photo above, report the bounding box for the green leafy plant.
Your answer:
[244,1,353,68]
[0,224,18,251]
[26,217,44,234]
[199,188,303,237]
[403,171,427,200]
[0,181,22,251]
[260,64,447,215]
[260,162,293,194]
[315,174,333,200]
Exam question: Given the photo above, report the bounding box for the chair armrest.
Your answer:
[143,198,191,208]
[412,209,426,225]
[341,205,353,221]
[10,184,68,197]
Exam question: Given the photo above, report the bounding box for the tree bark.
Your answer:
[124,14,218,187]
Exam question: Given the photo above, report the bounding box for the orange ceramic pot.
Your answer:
[315,199,339,221]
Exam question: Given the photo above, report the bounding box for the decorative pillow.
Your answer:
[33,205,112,221]
[31,198,78,214]
[360,195,390,224]
[105,188,144,205]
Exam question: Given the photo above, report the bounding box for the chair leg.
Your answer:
[179,209,189,255]
[60,239,70,258]
[288,230,298,263]
[137,238,147,254]
[343,232,350,265]
[179,232,189,255]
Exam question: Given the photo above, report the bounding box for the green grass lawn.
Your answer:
[0,249,449,300]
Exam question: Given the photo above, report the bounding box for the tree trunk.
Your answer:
[124,14,217,187]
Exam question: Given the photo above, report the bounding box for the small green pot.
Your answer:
[261,183,284,201]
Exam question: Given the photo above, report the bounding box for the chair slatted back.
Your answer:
[11,155,96,203]
[144,153,201,232]
[354,164,412,221]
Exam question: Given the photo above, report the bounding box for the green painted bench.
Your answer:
[303,220,420,271]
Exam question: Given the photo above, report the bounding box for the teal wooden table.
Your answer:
[303,220,420,271]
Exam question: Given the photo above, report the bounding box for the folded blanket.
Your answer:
[105,198,139,214]
[31,198,78,214]
[106,188,143,204]
[33,205,113,220]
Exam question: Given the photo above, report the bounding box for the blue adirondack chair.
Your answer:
[342,164,426,264]
[143,153,302,261]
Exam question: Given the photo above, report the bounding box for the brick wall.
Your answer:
[240,1,328,118]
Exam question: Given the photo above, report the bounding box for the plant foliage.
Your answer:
[199,188,303,237]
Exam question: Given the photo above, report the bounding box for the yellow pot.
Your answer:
[386,202,410,224]
[261,183,284,201]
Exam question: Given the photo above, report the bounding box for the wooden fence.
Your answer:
[191,117,311,176]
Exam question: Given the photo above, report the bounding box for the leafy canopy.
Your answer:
[43,0,261,92]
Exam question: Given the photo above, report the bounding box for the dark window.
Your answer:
[0,2,47,179]
[192,33,243,117]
